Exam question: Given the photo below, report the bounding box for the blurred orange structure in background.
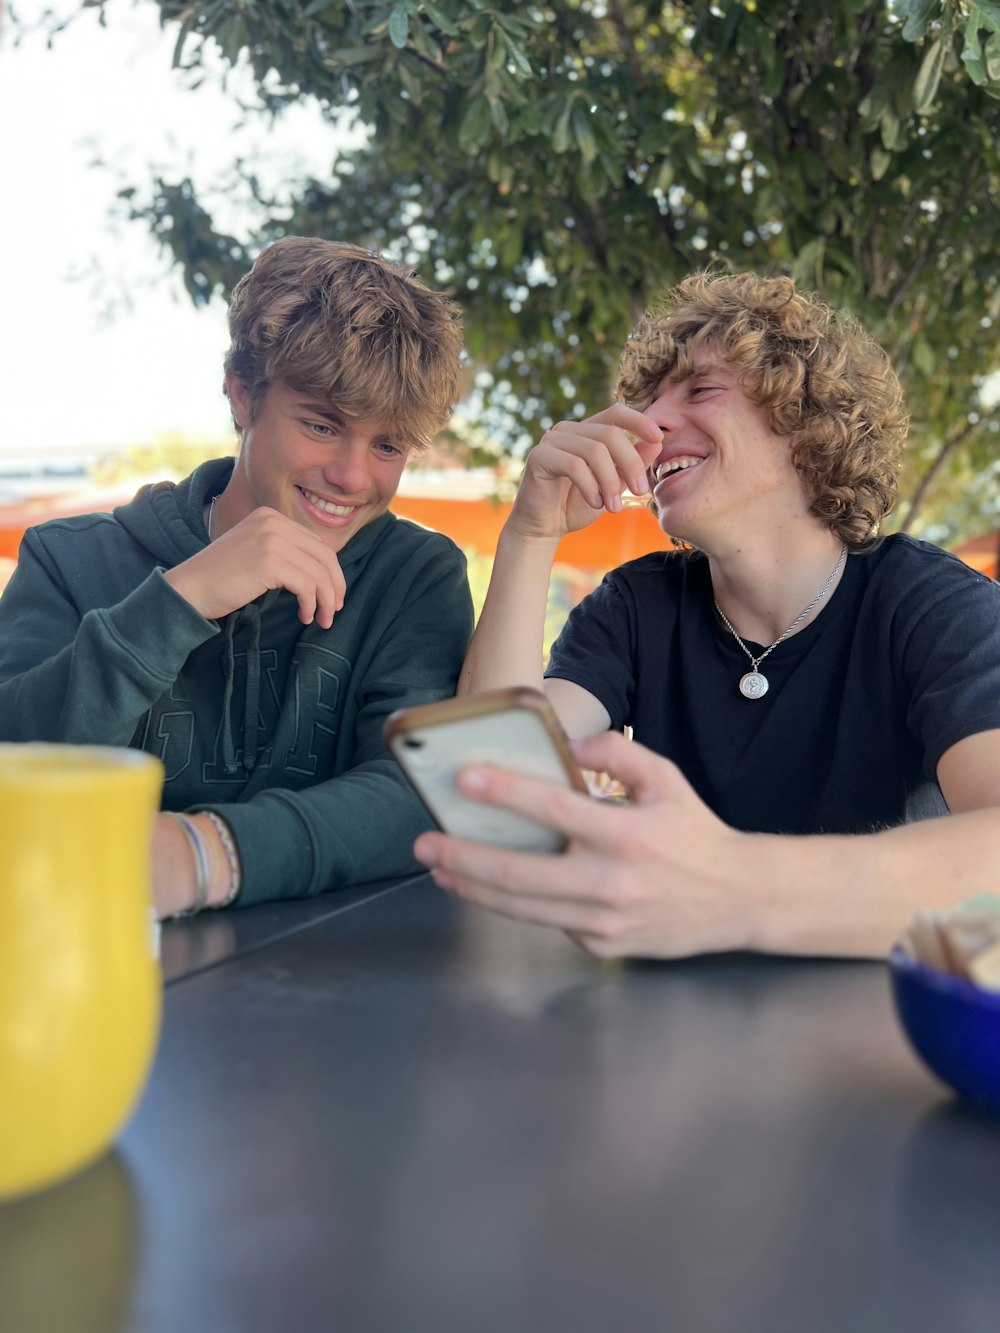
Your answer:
[0,487,668,572]
[950,529,1000,580]
[2,486,996,592]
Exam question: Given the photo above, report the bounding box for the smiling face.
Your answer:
[643,360,810,550]
[223,378,412,553]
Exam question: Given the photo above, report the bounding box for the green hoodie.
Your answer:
[0,458,474,905]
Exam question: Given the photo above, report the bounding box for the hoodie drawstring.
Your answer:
[220,615,239,776]
[219,604,263,777]
[242,606,262,773]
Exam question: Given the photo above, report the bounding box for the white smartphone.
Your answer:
[383,687,588,853]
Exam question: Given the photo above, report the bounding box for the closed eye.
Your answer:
[689,384,721,397]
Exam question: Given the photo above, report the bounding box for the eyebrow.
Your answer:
[295,401,345,426]
[686,363,728,380]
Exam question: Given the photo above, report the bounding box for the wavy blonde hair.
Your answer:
[616,272,908,549]
[225,237,464,449]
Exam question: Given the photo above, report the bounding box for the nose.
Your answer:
[323,440,371,496]
[644,382,685,435]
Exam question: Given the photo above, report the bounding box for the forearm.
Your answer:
[458,526,559,695]
[203,758,434,906]
[750,809,1000,958]
[0,566,217,744]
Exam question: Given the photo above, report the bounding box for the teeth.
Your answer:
[654,456,704,482]
[302,488,355,517]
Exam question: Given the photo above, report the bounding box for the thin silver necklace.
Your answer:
[713,545,847,700]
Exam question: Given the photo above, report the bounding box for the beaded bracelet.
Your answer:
[202,811,242,908]
[165,812,210,916]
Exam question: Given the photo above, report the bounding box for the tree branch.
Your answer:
[898,403,1000,534]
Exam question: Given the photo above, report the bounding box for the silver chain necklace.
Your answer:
[713,546,847,700]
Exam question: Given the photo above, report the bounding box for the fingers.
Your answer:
[283,545,346,629]
[198,508,347,625]
[414,828,619,934]
[238,521,342,626]
[433,867,618,939]
[587,401,663,443]
[439,761,647,858]
[536,404,664,507]
[570,733,688,807]
[252,540,343,628]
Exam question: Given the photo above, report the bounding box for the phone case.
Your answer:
[383,688,586,853]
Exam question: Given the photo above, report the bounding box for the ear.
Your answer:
[226,373,252,432]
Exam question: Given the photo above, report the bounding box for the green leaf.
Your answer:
[971,1,1000,34]
[516,102,542,135]
[495,13,536,40]
[397,58,423,102]
[490,98,509,136]
[486,29,507,74]
[504,38,532,80]
[552,99,575,154]
[791,237,825,288]
[912,335,936,377]
[962,19,989,83]
[468,13,490,46]
[879,107,902,149]
[577,156,607,200]
[571,101,597,162]
[389,5,410,50]
[901,0,938,43]
[409,19,440,61]
[323,46,382,65]
[420,1,459,37]
[913,37,946,113]
[684,147,707,184]
[500,223,523,267]
[458,96,492,154]
[870,146,892,180]
[653,159,674,192]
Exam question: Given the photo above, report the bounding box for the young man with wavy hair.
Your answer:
[0,238,473,917]
[416,271,1000,960]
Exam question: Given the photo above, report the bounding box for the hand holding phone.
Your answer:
[384,688,588,853]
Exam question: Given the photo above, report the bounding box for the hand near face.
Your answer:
[414,732,756,960]
[508,405,663,542]
[164,507,347,627]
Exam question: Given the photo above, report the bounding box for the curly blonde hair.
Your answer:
[225,237,464,449]
[616,272,908,549]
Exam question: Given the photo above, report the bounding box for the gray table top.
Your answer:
[3,875,999,1333]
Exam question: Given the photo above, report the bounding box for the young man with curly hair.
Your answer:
[0,238,473,917]
[415,272,1000,960]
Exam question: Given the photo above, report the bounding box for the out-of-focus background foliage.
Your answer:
[3,0,998,617]
[45,0,999,546]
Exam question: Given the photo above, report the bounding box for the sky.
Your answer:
[1,0,343,460]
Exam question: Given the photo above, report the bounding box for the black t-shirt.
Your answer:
[545,535,1000,835]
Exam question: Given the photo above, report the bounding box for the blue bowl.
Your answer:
[889,946,1000,1114]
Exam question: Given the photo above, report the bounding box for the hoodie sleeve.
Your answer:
[0,527,219,743]
[198,538,474,905]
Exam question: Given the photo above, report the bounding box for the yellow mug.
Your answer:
[0,744,164,1201]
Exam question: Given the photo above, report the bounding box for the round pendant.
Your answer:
[739,671,769,700]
